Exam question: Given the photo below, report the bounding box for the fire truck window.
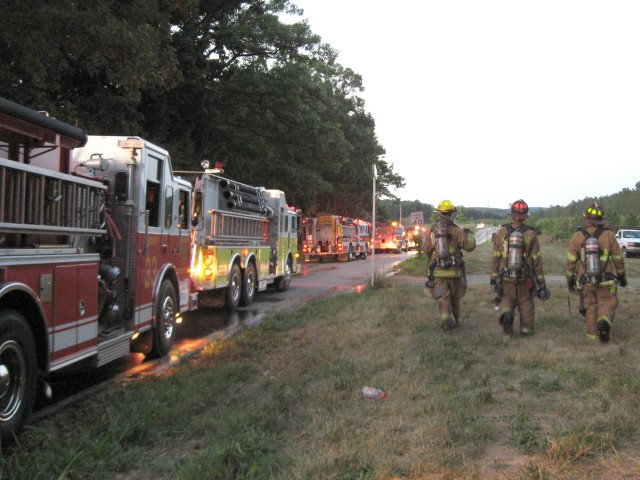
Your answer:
[147,155,163,182]
[192,191,203,226]
[179,190,189,229]
[165,186,174,229]
[145,181,160,227]
[114,171,128,202]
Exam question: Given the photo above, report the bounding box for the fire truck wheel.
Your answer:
[150,280,177,358]
[0,309,37,445]
[240,263,257,307]
[226,264,242,310]
[275,256,293,292]
[347,245,354,262]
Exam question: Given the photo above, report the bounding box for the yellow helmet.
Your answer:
[435,199,456,214]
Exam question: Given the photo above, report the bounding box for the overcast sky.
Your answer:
[287,0,640,210]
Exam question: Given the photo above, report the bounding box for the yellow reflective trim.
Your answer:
[566,252,578,262]
[433,269,462,278]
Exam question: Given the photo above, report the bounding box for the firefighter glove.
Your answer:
[567,276,577,293]
[425,276,434,289]
[618,274,627,287]
[490,279,498,293]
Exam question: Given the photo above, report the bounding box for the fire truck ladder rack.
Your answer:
[206,209,268,246]
[0,158,106,238]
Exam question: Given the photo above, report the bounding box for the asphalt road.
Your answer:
[31,250,415,421]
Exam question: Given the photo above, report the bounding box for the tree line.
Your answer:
[0,0,404,219]
[529,183,640,239]
[383,183,640,240]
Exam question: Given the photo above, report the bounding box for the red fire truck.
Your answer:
[374,221,408,253]
[300,215,370,262]
[0,97,196,442]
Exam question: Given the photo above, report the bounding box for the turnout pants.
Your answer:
[498,279,535,333]
[431,277,466,324]
[582,284,618,335]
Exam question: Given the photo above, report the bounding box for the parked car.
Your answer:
[615,229,640,257]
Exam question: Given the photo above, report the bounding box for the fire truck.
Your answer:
[186,165,298,310]
[0,97,196,442]
[300,215,370,262]
[374,221,408,253]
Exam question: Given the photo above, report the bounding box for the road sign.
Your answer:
[410,212,424,225]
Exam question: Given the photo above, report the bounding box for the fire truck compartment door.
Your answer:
[53,263,99,357]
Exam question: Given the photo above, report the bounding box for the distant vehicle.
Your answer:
[300,215,370,262]
[374,221,407,253]
[406,225,427,251]
[615,229,640,257]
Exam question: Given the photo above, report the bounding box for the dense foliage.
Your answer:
[0,0,404,218]
[529,182,640,239]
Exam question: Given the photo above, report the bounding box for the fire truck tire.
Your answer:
[0,309,37,445]
[226,264,242,310]
[150,281,177,358]
[240,263,257,307]
[347,245,354,262]
[275,256,293,292]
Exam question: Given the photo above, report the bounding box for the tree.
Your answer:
[0,0,403,215]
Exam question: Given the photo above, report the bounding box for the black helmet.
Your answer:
[583,202,605,225]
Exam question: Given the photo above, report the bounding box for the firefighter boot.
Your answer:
[520,327,534,337]
[597,318,611,344]
[441,315,458,332]
[499,312,514,336]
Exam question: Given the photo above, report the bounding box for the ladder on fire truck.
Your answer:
[0,158,105,245]
[204,209,268,247]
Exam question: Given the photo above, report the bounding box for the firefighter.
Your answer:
[490,199,548,337]
[424,200,476,331]
[565,203,626,343]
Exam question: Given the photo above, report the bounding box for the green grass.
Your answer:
[2,246,640,479]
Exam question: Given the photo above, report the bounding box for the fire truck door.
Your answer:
[53,263,99,358]
[163,186,191,308]
[136,152,165,328]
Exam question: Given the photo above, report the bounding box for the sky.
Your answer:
[286,0,640,209]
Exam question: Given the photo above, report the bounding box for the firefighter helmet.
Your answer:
[435,199,456,215]
[583,202,605,224]
[510,199,529,215]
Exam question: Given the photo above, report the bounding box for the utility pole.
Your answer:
[371,164,377,287]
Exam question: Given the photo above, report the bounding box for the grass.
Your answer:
[2,239,640,479]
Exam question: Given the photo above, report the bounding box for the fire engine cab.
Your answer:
[0,97,196,442]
